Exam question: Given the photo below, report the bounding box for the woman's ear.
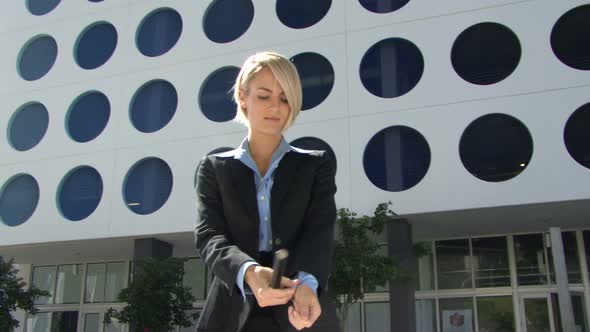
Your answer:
[238,89,247,109]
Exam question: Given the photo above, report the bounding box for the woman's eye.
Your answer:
[257,96,269,100]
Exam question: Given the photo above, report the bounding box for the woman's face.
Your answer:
[240,66,291,137]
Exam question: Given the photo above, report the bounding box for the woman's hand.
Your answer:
[244,265,298,307]
[288,285,322,330]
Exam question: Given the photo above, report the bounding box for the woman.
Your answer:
[194,52,338,332]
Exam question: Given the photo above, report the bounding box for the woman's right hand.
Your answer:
[244,265,298,307]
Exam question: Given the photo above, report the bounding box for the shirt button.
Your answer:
[259,196,265,200]
[264,216,268,221]
[268,240,273,246]
[275,238,282,246]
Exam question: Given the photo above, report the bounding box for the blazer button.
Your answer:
[274,238,282,246]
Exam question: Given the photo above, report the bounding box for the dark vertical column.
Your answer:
[387,219,416,332]
[133,238,173,259]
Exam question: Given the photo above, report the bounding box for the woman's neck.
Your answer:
[247,131,282,175]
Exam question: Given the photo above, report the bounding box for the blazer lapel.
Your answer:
[228,159,259,226]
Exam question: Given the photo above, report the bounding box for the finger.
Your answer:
[281,276,299,288]
[288,306,305,330]
[296,302,310,321]
[309,301,322,324]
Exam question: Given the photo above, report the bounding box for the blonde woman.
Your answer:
[195,52,338,331]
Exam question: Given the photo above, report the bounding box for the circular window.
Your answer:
[551,5,590,70]
[9,102,49,151]
[291,137,337,171]
[460,113,533,182]
[67,91,110,143]
[451,22,521,85]
[203,0,254,43]
[27,0,60,16]
[564,103,590,169]
[124,157,173,215]
[136,8,182,57]
[130,79,177,133]
[0,174,39,227]
[199,67,240,122]
[358,0,410,14]
[291,52,334,111]
[276,0,331,29]
[58,166,103,221]
[75,22,117,70]
[363,126,430,191]
[360,38,424,98]
[18,35,58,81]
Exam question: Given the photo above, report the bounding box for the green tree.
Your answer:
[104,257,198,332]
[0,256,49,331]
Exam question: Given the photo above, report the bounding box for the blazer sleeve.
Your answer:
[194,156,255,296]
[289,153,337,295]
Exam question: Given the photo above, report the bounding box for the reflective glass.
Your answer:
[27,0,60,16]
[124,158,173,215]
[59,166,103,221]
[85,263,106,303]
[342,302,361,332]
[276,0,331,29]
[360,38,424,98]
[365,302,390,331]
[514,234,549,285]
[436,239,472,289]
[459,113,533,182]
[32,266,56,304]
[183,258,207,300]
[104,319,123,332]
[416,243,434,291]
[84,313,99,332]
[585,231,590,276]
[199,66,239,122]
[19,35,58,81]
[291,137,337,171]
[415,299,436,332]
[572,294,589,332]
[75,22,117,70]
[358,0,409,13]
[203,0,253,43]
[476,296,515,332]
[51,311,78,332]
[67,91,110,143]
[55,264,82,304]
[524,298,550,332]
[105,262,126,302]
[363,126,430,192]
[137,8,182,57]
[452,22,521,85]
[551,4,590,70]
[0,174,39,227]
[564,103,590,169]
[561,232,582,284]
[439,298,475,332]
[291,52,334,110]
[27,312,51,332]
[472,236,510,287]
[130,79,177,133]
[9,102,49,151]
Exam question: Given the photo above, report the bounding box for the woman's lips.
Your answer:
[264,117,280,121]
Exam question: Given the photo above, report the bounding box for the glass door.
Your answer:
[519,294,556,332]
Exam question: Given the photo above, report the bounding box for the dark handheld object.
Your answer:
[271,249,289,289]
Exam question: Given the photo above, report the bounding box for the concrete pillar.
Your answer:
[549,227,576,332]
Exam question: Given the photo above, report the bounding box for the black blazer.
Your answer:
[194,147,339,332]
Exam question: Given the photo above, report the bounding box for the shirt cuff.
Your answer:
[237,261,259,301]
[297,271,318,294]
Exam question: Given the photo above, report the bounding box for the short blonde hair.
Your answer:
[233,52,302,131]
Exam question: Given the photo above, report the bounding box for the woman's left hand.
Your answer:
[288,285,322,330]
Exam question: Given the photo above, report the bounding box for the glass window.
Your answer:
[439,298,475,332]
[51,311,78,332]
[67,91,110,143]
[136,8,182,57]
[476,296,515,332]
[124,157,173,215]
[291,137,337,171]
[415,299,436,332]
[416,243,434,291]
[27,312,51,332]
[358,0,409,13]
[564,102,590,169]
[130,79,178,133]
[459,113,533,182]
[436,239,472,289]
[27,0,60,16]
[561,231,582,284]
[105,262,126,302]
[276,0,331,29]
[584,231,590,275]
[363,126,430,192]
[203,0,253,43]
[572,294,589,332]
[360,38,424,98]
[365,302,390,331]
[75,22,117,70]
[451,22,521,85]
[551,4,590,70]
[55,264,82,304]
[183,258,207,301]
[290,52,334,111]
[86,262,126,303]
[0,174,40,227]
[32,266,56,304]
[341,302,361,332]
[84,313,99,332]
[514,233,549,286]
[58,166,103,222]
[9,102,49,151]
[18,35,58,81]
[472,236,510,287]
[104,319,123,332]
[198,66,240,122]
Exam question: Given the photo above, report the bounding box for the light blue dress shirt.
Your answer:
[215,137,318,300]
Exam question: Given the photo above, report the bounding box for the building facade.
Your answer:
[1,0,589,331]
